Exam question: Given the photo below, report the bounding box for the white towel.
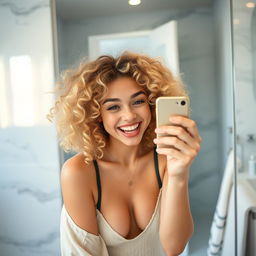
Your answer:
[207,148,241,255]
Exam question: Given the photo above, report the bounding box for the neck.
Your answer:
[102,139,144,169]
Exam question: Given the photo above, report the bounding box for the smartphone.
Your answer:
[155,96,190,148]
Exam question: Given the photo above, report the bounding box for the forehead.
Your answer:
[104,76,142,96]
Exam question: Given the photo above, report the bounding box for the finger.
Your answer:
[169,116,201,140]
[155,147,184,160]
[155,125,195,149]
[154,136,193,155]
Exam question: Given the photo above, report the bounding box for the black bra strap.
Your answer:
[154,146,162,189]
[93,160,102,211]
[93,149,161,211]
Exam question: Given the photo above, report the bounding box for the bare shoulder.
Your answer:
[61,153,96,188]
[61,153,99,235]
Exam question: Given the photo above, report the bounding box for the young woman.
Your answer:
[48,52,201,256]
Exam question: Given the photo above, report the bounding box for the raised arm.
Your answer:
[155,116,201,255]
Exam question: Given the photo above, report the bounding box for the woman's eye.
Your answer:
[107,105,120,111]
[106,100,145,111]
[133,99,145,105]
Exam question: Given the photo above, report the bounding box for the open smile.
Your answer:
[117,122,142,137]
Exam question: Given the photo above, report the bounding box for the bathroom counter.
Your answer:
[236,173,256,255]
[222,173,256,256]
[237,173,256,206]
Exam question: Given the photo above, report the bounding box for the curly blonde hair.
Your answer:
[48,51,188,164]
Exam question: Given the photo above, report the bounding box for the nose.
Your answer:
[122,106,137,121]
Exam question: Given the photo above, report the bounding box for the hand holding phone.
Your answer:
[155,96,190,148]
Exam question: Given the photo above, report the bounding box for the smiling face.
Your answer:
[100,76,152,147]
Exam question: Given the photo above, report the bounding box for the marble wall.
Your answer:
[0,0,61,255]
[214,0,233,170]
[177,9,221,215]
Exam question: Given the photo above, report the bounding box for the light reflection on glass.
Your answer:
[0,56,9,128]
[9,55,35,126]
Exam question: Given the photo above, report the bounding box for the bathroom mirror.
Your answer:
[0,0,236,255]
[54,0,235,255]
[230,0,256,255]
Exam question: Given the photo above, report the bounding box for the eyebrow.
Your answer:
[102,90,146,105]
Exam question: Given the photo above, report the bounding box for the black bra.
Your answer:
[93,146,162,211]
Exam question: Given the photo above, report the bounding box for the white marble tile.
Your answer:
[0,0,61,255]
[177,10,221,218]
[0,165,61,255]
[0,126,59,167]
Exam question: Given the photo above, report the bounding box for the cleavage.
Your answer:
[99,187,160,239]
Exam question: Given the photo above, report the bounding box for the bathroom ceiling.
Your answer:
[56,0,215,21]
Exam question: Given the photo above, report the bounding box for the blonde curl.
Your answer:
[48,51,189,164]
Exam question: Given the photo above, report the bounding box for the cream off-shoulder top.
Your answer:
[60,147,166,256]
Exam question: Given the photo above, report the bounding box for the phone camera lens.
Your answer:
[181,100,186,106]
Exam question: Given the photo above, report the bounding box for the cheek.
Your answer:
[146,105,152,118]
[141,105,152,125]
[101,114,116,131]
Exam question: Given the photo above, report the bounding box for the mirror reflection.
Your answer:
[55,0,233,255]
[231,0,256,255]
[0,0,237,255]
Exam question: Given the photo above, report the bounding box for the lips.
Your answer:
[118,122,141,128]
[117,122,142,137]
[118,122,142,133]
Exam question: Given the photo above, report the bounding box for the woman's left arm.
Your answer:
[153,116,202,256]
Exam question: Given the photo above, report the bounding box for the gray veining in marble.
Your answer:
[0,0,49,16]
[0,231,59,249]
[0,182,60,202]
[0,0,61,255]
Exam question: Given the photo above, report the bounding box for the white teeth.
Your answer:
[119,123,140,131]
